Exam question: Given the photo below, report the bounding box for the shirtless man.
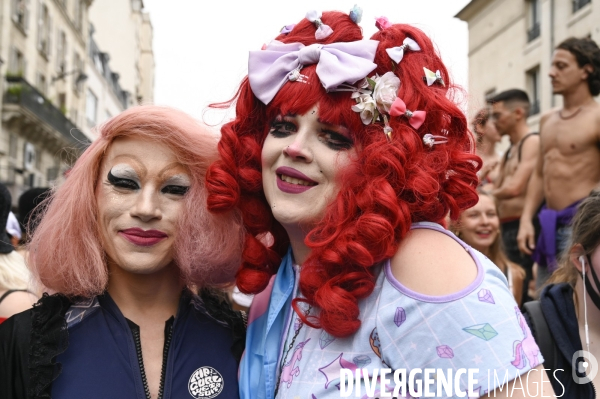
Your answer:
[518,37,600,288]
[473,108,502,190]
[488,89,539,303]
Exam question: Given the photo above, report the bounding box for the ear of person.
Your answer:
[570,243,587,272]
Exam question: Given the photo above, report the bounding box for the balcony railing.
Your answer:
[527,23,540,42]
[3,76,90,148]
[573,0,591,12]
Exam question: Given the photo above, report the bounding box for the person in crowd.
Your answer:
[206,9,555,398]
[0,105,245,399]
[453,190,526,306]
[518,37,600,288]
[525,190,600,398]
[0,183,37,324]
[6,211,22,248]
[16,187,52,258]
[488,89,539,302]
[473,108,501,189]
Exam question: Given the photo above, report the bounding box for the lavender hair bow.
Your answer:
[248,40,379,105]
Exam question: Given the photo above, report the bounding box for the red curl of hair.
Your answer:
[206,12,480,337]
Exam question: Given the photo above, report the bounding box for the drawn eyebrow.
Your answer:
[164,174,191,186]
[110,164,140,180]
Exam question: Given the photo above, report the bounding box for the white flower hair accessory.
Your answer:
[336,71,400,141]
[334,71,427,141]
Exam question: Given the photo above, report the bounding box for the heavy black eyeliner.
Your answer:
[107,170,139,190]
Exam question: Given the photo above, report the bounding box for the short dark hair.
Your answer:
[487,89,531,117]
[557,37,600,96]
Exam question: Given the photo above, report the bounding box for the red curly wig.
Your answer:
[206,12,480,338]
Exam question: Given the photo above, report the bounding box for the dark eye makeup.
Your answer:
[107,170,189,196]
[161,185,189,196]
[268,115,354,151]
[107,170,139,190]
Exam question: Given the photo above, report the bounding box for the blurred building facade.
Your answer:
[89,0,154,105]
[456,0,600,129]
[0,0,154,204]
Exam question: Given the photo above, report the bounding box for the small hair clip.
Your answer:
[280,24,296,34]
[288,65,308,83]
[422,133,449,148]
[390,98,426,130]
[386,37,421,64]
[375,16,392,31]
[349,5,363,23]
[382,115,393,142]
[306,10,333,40]
[423,67,445,87]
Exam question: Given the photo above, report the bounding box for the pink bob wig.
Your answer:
[29,105,243,297]
[207,12,480,337]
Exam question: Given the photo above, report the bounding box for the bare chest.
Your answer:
[542,113,598,157]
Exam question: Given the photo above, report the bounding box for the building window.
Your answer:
[573,0,591,12]
[70,108,78,125]
[527,66,540,116]
[56,30,67,72]
[11,0,29,31]
[9,47,26,76]
[47,167,59,182]
[36,72,47,95]
[73,52,83,93]
[86,89,98,126]
[37,3,51,57]
[527,0,540,42]
[58,92,66,114]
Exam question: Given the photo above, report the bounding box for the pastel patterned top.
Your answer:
[239,222,543,399]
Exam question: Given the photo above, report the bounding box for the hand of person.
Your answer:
[517,218,535,255]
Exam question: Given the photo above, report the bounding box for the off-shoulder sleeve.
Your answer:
[376,254,543,397]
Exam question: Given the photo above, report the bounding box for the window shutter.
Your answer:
[47,16,52,56]
[24,0,30,31]
[11,0,17,23]
[63,37,68,73]
[36,0,42,50]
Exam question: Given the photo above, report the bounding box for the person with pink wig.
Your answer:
[0,105,244,399]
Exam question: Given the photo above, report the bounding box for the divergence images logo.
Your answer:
[572,350,598,384]
[188,367,224,399]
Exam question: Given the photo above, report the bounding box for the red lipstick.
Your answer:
[119,228,168,247]
[275,166,317,194]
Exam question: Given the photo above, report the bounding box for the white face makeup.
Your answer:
[261,105,356,233]
[96,136,191,276]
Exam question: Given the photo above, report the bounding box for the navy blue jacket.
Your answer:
[537,283,596,399]
[0,290,243,399]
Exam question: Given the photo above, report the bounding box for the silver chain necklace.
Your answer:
[274,305,313,398]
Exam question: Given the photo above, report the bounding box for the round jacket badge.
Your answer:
[188,367,224,398]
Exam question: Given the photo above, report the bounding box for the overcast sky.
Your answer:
[142,0,471,125]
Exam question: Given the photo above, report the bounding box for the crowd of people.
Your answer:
[0,7,599,399]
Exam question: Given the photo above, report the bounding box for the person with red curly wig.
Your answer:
[0,106,245,399]
[207,9,556,399]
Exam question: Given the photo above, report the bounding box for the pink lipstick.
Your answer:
[119,228,168,247]
[275,166,317,194]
